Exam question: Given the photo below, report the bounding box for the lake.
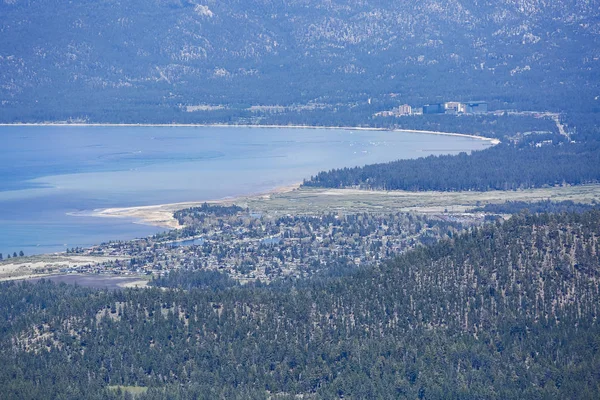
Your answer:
[0,125,493,256]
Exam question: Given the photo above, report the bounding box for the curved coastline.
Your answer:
[31,123,495,228]
[83,182,303,230]
[34,124,495,228]
[2,123,500,241]
[0,122,501,145]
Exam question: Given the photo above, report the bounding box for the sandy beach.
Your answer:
[1,122,498,263]
[3,122,499,230]
[88,182,302,229]
[87,182,600,231]
[0,122,501,145]
[67,123,495,229]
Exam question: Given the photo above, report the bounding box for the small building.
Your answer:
[423,103,444,114]
[374,110,395,117]
[465,101,488,114]
[444,101,466,114]
[397,104,412,116]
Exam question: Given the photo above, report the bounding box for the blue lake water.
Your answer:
[0,125,492,256]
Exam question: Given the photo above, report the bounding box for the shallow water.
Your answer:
[0,125,492,255]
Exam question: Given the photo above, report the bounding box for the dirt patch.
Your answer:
[0,255,127,281]
[23,274,149,290]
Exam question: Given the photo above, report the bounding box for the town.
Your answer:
[375,101,488,117]
[57,204,477,284]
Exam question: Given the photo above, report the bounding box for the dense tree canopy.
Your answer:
[469,199,599,214]
[1,211,599,398]
[304,141,600,191]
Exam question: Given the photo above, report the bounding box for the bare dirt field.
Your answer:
[0,255,127,281]
[7,184,598,285]
[214,184,600,215]
[20,274,148,290]
[90,184,600,226]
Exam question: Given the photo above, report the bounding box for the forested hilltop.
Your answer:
[1,0,598,123]
[1,211,599,399]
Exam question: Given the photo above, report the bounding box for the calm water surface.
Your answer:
[0,125,492,255]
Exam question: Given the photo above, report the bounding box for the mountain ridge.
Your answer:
[1,0,599,122]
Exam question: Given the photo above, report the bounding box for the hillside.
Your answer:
[1,0,599,122]
[1,211,598,398]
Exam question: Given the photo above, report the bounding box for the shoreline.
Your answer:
[2,122,500,254]
[84,182,600,232]
[0,122,501,145]
[85,182,303,229]
[4,183,599,280]
[45,123,497,228]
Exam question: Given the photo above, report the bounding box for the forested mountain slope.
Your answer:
[1,0,599,122]
[1,211,599,398]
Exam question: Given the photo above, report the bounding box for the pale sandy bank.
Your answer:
[87,182,302,229]
[0,122,501,145]
[0,255,127,281]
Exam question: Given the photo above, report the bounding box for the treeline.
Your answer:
[303,141,600,191]
[371,113,558,140]
[150,270,238,291]
[470,200,599,214]
[1,211,599,398]
[173,203,246,226]
[0,251,25,260]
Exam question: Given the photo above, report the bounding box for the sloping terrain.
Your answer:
[1,0,599,121]
[1,211,598,398]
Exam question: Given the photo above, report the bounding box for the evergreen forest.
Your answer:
[1,211,599,399]
[304,139,600,192]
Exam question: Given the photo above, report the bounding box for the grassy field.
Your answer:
[6,184,598,282]
[92,183,600,230]
[93,183,600,229]
[107,386,148,397]
[237,184,600,215]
